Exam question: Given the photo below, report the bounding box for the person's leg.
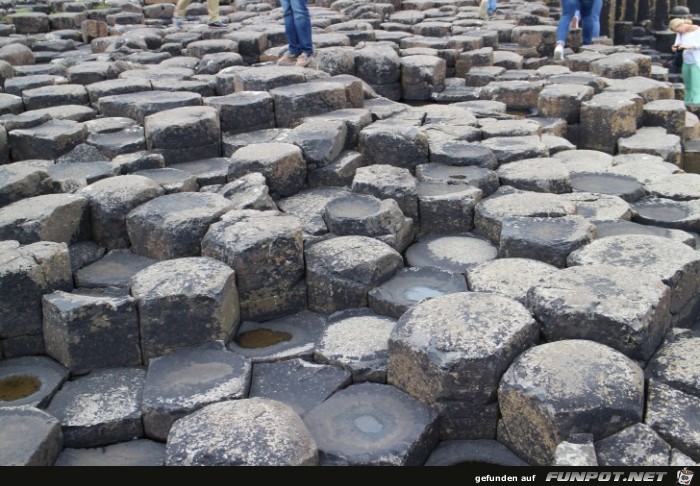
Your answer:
[684,63,700,104]
[487,0,497,14]
[579,0,595,45]
[290,0,313,56]
[591,0,602,39]
[557,0,578,45]
[207,0,220,24]
[175,0,192,19]
[280,0,301,55]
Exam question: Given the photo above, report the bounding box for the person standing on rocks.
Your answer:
[276,0,315,68]
[671,17,700,105]
[553,0,602,61]
[173,0,227,29]
[478,0,497,20]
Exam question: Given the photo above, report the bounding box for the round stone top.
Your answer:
[165,398,318,466]
[305,235,402,281]
[646,173,700,201]
[467,257,558,304]
[405,233,497,272]
[130,257,235,298]
[127,191,232,222]
[393,291,536,364]
[78,175,164,202]
[477,191,577,218]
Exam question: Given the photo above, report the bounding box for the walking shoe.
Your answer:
[277,51,298,66]
[478,0,489,20]
[553,43,565,61]
[208,20,228,28]
[172,16,183,29]
[295,52,314,68]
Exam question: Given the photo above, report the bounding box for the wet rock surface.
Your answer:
[0,0,698,467]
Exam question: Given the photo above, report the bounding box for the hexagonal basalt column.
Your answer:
[130,257,240,361]
[351,164,418,221]
[165,398,318,466]
[46,367,146,448]
[358,122,429,171]
[142,342,251,442]
[467,258,558,305]
[405,233,497,273]
[388,292,539,440]
[314,309,396,383]
[78,175,164,250]
[227,143,306,198]
[645,331,700,398]
[400,55,446,101]
[201,211,305,321]
[0,407,62,466]
[527,264,672,361]
[55,439,165,466]
[324,194,415,252]
[498,340,644,466]
[0,356,68,409]
[417,182,482,235]
[303,382,439,466]
[305,236,403,314]
[126,192,233,261]
[567,235,700,328]
[580,92,638,154]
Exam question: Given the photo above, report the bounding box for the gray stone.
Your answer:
[643,99,687,138]
[249,358,351,417]
[617,127,682,166]
[479,119,541,139]
[144,106,221,164]
[185,39,237,59]
[528,264,672,360]
[10,119,87,161]
[0,193,89,245]
[415,163,499,197]
[424,439,530,466]
[566,192,632,221]
[324,194,415,252]
[497,215,595,268]
[74,249,157,290]
[292,119,347,170]
[0,356,68,408]
[130,257,239,361]
[631,197,700,235]
[169,158,230,186]
[98,90,202,124]
[4,75,66,99]
[113,152,166,176]
[302,108,372,150]
[400,54,446,101]
[416,182,482,235]
[537,83,594,124]
[368,266,468,319]
[0,161,53,208]
[0,407,62,466]
[196,52,244,75]
[480,135,549,164]
[354,44,401,87]
[126,192,232,260]
[552,434,598,466]
[568,235,700,328]
[85,78,152,106]
[222,127,293,157]
[204,91,274,135]
[78,175,163,249]
[46,367,145,448]
[352,164,417,221]
[646,331,700,398]
[306,235,403,314]
[0,93,24,116]
[498,340,644,465]
[580,92,638,154]
[358,122,429,171]
[593,220,696,248]
[595,423,671,466]
[165,398,318,465]
[304,382,439,466]
[0,241,72,339]
[388,292,538,440]
[201,211,304,321]
[428,140,497,170]
[22,84,89,111]
[270,81,348,128]
[276,187,349,237]
[0,43,36,65]
[645,380,700,462]
[552,149,613,174]
[467,257,558,305]
[474,191,577,244]
[227,310,328,364]
[142,342,251,441]
[54,439,165,466]
[227,143,306,197]
[42,290,141,374]
[315,309,396,384]
[405,233,497,273]
[496,157,571,193]
[212,172,275,210]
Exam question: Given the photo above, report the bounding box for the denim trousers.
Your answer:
[487,0,497,14]
[280,0,313,56]
[557,0,602,45]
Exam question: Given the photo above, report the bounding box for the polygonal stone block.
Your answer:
[130,257,240,361]
[227,143,306,197]
[54,439,165,466]
[144,106,221,164]
[405,233,497,273]
[0,407,62,466]
[0,356,68,409]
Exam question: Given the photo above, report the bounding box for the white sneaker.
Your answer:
[295,52,314,68]
[553,44,565,61]
[478,0,489,20]
[277,51,297,66]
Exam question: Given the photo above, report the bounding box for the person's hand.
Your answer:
[672,44,680,52]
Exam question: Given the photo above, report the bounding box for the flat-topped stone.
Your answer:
[314,309,396,383]
[165,398,318,466]
[631,197,700,235]
[0,160,52,209]
[646,331,700,398]
[498,340,644,465]
[74,249,156,290]
[405,233,497,273]
[228,142,306,197]
[46,367,146,448]
[142,342,251,441]
[595,423,672,466]
[0,355,68,408]
[97,90,202,124]
[54,439,165,466]
[277,187,350,237]
[467,257,558,305]
[0,407,62,466]
[303,382,439,465]
[496,157,571,193]
[480,135,549,164]
[594,220,695,247]
[617,127,682,166]
[415,163,499,196]
[388,291,538,439]
[9,119,87,161]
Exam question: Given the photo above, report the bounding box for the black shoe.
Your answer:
[208,20,227,28]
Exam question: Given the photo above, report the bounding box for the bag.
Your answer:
[675,49,684,68]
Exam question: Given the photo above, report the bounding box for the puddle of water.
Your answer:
[404,285,445,301]
[637,205,690,221]
[571,174,641,195]
[0,375,41,402]
[235,329,292,349]
[353,414,384,434]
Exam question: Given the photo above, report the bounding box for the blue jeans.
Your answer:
[557,0,602,45]
[487,0,497,14]
[280,0,313,56]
